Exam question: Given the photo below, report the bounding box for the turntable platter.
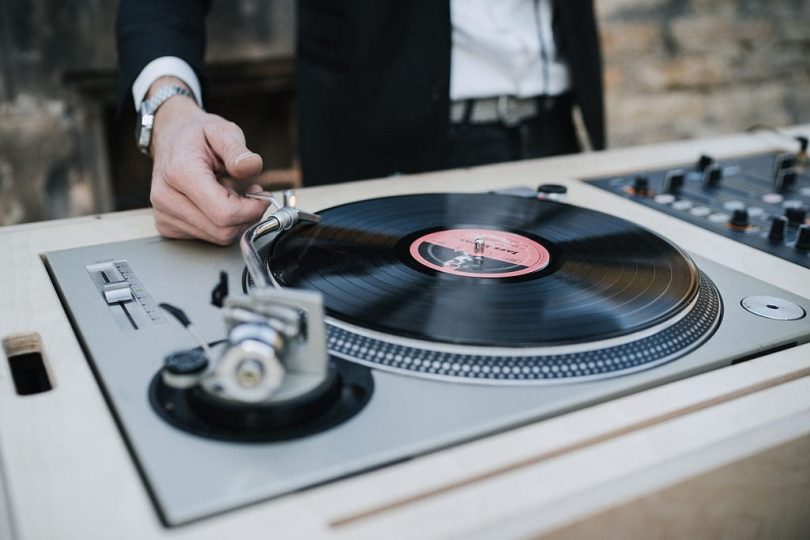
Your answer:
[269,193,700,346]
[262,193,721,384]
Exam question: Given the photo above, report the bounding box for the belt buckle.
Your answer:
[496,96,521,128]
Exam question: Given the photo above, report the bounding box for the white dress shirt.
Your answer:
[449,0,570,100]
[133,56,204,109]
[132,0,570,109]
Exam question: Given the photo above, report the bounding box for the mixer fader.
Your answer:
[586,149,810,269]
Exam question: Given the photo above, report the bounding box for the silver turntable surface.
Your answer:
[45,226,810,526]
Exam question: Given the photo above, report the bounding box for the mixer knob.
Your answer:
[696,154,714,171]
[768,216,788,242]
[727,209,750,230]
[775,168,797,192]
[703,164,722,188]
[785,206,807,227]
[664,170,685,194]
[632,176,652,196]
[773,152,796,177]
[795,224,810,250]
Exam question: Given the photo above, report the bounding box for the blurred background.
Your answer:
[0,0,808,226]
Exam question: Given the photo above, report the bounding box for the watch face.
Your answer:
[135,87,192,156]
[134,109,142,144]
[136,103,153,155]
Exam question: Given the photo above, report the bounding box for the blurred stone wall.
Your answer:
[0,0,294,227]
[597,0,810,147]
[0,1,117,226]
[1,0,808,226]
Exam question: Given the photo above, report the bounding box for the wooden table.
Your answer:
[1,127,809,539]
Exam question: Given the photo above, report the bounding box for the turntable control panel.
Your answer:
[85,260,167,331]
[586,150,810,269]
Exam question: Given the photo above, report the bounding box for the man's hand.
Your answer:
[147,78,268,245]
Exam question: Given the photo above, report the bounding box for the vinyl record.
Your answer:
[268,193,700,346]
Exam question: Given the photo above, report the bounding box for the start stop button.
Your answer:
[741,296,806,321]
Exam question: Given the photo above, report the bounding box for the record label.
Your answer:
[408,228,551,278]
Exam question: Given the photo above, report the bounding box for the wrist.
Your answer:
[150,95,202,156]
[146,76,193,101]
[136,78,198,157]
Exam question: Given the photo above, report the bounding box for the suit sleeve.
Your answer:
[116,0,212,111]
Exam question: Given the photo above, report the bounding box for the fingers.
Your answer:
[149,109,268,245]
[155,210,254,246]
[151,175,262,245]
[152,213,197,241]
[163,156,268,229]
[203,121,263,181]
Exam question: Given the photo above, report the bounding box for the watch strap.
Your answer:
[137,85,194,156]
[143,85,194,115]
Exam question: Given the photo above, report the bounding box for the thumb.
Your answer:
[204,121,263,180]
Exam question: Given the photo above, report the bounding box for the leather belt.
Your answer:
[450,95,549,127]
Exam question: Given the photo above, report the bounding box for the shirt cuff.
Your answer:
[132,56,204,110]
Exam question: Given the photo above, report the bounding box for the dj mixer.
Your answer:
[586,146,810,269]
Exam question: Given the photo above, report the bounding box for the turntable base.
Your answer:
[2,126,810,539]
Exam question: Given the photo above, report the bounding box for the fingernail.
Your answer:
[234,151,258,164]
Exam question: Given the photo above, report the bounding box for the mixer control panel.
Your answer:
[586,151,810,269]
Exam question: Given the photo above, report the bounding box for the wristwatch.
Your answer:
[135,85,194,156]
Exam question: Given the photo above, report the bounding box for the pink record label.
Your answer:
[409,228,550,278]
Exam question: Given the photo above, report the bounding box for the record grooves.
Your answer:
[256,193,723,383]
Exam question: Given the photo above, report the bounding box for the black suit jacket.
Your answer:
[118,0,604,186]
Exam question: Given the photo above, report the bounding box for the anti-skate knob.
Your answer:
[162,348,209,389]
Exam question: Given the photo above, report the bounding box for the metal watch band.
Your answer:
[136,85,194,156]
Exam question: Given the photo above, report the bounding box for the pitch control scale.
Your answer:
[85,260,166,331]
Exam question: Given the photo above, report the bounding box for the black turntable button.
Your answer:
[768,216,788,242]
[703,165,722,188]
[536,184,567,202]
[164,348,209,375]
[795,224,810,250]
[728,209,750,230]
[696,154,714,171]
[632,176,652,196]
[537,184,567,195]
[775,168,797,192]
[664,170,685,194]
[785,206,807,227]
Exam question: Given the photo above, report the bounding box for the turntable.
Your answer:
[45,190,810,526]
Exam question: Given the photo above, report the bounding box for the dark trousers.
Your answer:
[441,94,580,170]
